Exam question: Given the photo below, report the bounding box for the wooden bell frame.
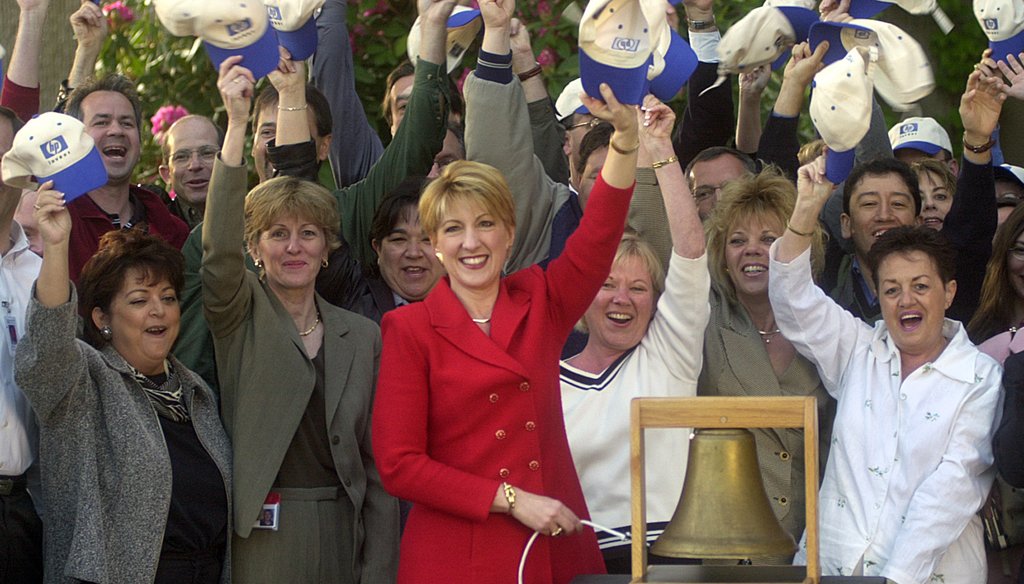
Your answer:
[629,396,820,584]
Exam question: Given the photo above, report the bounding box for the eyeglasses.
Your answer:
[170,146,220,165]
[1010,246,1024,261]
[693,183,726,203]
[566,117,602,132]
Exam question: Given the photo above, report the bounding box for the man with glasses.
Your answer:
[684,146,757,221]
[159,115,223,230]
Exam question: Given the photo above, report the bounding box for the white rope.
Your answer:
[517,520,630,584]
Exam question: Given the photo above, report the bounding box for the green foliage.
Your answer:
[90,0,978,184]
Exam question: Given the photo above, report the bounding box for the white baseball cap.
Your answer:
[556,78,591,122]
[810,46,877,183]
[995,164,1024,207]
[809,19,933,111]
[263,0,325,61]
[1,112,108,202]
[849,0,953,33]
[716,5,818,75]
[888,117,952,156]
[578,0,661,105]
[975,0,1024,62]
[154,0,281,80]
[407,7,482,74]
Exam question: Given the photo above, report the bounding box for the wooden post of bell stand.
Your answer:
[629,396,820,584]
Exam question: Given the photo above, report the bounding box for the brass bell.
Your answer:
[651,428,797,560]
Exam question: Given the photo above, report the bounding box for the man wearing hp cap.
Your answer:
[889,116,959,176]
[0,105,43,584]
[63,75,189,281]
[995,163,1024,226]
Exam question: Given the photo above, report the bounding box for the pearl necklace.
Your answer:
[471,317,491,324]
[299,313,321,336]
[757,328,781,343]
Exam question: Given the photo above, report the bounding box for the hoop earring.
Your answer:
[322,258,329,268]
[100,326,112,341]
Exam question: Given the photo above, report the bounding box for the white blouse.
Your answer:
[768,244,1001,584]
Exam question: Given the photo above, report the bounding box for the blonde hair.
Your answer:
[244,176,341,254]
[419,160,516,238]
[705,166,824,306]
[576,232,664,334]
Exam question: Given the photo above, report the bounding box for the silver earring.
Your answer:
[100,326,112,340]
[322,258,329,268]
[254,258,263,269]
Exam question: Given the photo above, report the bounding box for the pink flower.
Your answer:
[102,1,135,25]
[150,105,189,141]
[537,0,551,16]
[537,47,557,68]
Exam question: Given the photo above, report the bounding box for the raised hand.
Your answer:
[739,65,770,100]
[960,67,1007,149]
[267,46,306,97]
[580,83,639,140]
[479,0,515,31]
[784,41,828,89]
[639,94,675,147]
[819,0,852,21]
[216,55,256,125]
[796,154,833,212]
[33,182,70,248]
[70,0,107,50]
[509,17,535,68]
[997,52,1024,101]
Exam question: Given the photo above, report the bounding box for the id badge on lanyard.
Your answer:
[2,300,17,351]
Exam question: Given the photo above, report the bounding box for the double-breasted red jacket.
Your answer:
[373,176,633,583]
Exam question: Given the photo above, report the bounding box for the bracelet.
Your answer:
[278,104,308,111]
[517,63,543,82]
[786,224,814,237]
[502,482,516,513]
[687,17,716,31]
[651,154,679,169]
[610,136,640,155]
[963,133,995,154]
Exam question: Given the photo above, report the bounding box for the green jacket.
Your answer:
[173,58,450,389]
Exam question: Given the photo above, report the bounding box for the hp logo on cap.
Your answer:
[226,18,253,36]
[900,123,918,135]
[611,37,640,52]
[40,136,68,160]
[266,6,282,21]
[984,18,999,31]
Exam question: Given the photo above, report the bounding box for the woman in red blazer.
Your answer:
[372,80,639,583]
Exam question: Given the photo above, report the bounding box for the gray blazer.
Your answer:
[699,288,834,557]
[14,291,232,584]
[202,160,399,583]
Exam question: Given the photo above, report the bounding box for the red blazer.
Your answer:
[373,176,633,584]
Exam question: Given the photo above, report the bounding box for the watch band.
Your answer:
[687,17,716,31]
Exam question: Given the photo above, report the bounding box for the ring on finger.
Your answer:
[551,527,564,537]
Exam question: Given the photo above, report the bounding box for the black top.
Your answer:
[275,343,342,488]
[158,415,229,554]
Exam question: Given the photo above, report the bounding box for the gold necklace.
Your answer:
[299,313,321,336]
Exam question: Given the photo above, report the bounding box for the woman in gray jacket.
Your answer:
[15,182,232,584]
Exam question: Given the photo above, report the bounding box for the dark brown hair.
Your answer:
[969,204,1024,342]
[865,225,955,290]
[78,228,185,348]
